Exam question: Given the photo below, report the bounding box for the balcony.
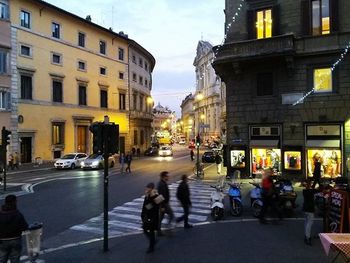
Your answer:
[130,110,153,120]
[215,34,295,63]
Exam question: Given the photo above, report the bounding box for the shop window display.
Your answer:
[251,148,281,175]
[284,151,302,170]
[307,149,341,178]
[231,150,245,168]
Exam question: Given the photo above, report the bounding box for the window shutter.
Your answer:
[247,10,256,39]
[301,0,310,36]
[272,5,280,36]
[330,0,339,33]
[6,92,11,110]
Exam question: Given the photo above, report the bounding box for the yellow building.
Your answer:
[8,0,155,162]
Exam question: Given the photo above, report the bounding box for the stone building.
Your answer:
[152,103,176,135]
[180,93,195,142]
[214,0,350,179]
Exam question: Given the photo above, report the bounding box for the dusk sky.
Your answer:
[45,0,225,117]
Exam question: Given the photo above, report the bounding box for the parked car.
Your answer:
[202,151,215,163]
[54,153,88,169]
[158,146,173,157]
[144,147,159,156]
[178,139,186,145]
[80,154,115,169]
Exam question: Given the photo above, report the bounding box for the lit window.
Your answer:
[52,122,64,145]
[314,68,332,93]
[312,0,330,35]
[256,9,272,39]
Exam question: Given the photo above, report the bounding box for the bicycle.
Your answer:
[193,162,204,179]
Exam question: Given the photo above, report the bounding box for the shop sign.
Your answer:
[326,190,349,233]
[307,125,341,136]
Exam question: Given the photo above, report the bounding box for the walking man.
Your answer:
[303,180,317,245]
[190,149,194,161]
[141,183,160,253]
[312,155,322,188]
[176,174,193,228]
[0,195,28,263]
[215,153,222,174]
[125,152,132,173]
[157,171,174,235]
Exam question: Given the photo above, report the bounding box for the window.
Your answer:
[118,48,124,61]
[256,9,272,39]
[140,130,145,145]
[119,72,124,80]
[78,85,87,105]
[132,54,136,63]
[0,91,10,110]
[145,79,148,87]
[119,93,126,110]
[52,122,64,145]
[257,72,273,96]
[139,95,144,111]
[78,60,86,71]
[52,22,60,39]
[132,73,137,82]
[99,40,106,54]
[133,93,137,110]
[100,89,108,108]
[0,50,8,73]
[313,68,332,93]
[139,76,143,85]
[312,0,330,35]
[139,58,143,68]
[52,80,63,102]
[0,2,9,19]
[20,75,32,100]
[20,45,31,57]
[100,67,106,75]
[52,53,62,65]
[20,10,30,28]
[134,130,138,145]
[78,32,85,47]
[145,62,148,71]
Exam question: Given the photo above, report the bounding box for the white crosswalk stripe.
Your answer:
[70,181,213,236]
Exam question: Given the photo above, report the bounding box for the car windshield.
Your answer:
[87,154,102,159]
[161,147,170,150]
[61,154,76,159]
[204,152,213,156]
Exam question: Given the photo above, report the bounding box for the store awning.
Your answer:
[306,140,340,148]
[250,140,279,148]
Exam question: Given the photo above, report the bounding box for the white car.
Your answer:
[54,153,88,169]
[179,139,186,145]
[81,154,115,169]
[159,146,173,157]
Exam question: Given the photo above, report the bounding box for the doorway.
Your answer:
[77,126,87,153]
[20,137,32,163]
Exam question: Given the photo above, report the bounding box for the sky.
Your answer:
[45,0,225,117]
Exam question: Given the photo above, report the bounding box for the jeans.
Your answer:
[304,212,314,239]
[159,202,174,227]
[177,204,190,226]
[0,238,22,263]
[143,229,155,250]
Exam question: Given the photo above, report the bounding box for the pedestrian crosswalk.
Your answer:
[70,181,213,236]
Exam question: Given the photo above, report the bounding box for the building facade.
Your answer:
[152,103,176,136]
[214,0,350,179]
[180,93,195,142]
[7,0,154,162]
[193,40,223,144]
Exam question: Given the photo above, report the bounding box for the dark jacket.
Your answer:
[141,191,160,231]
[303,188,317,213]
[313,161,321,178]
[215,155,222,164]
[126,154,132,163]
[0,208,28,239]
[157,180,170,204]
[177,181,191,206]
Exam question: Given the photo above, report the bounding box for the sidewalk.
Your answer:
[4,162,54,175]
[37,220,336,263]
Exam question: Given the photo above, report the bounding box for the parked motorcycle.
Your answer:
[274,178,297,216]
[210,184,225,220]
[227,181,243,216]
[250,182,263,218]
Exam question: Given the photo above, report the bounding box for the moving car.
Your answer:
[54,153,88,169]
[158,146,173,157]
[144,147,159,156]
[179,139,186,145]
[202,151,216,163]
[80,154,115,169]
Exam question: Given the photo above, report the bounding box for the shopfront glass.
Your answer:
[284,151,302,171]
[230,150,246,168]
[307,149,341,178]
[251,148,281,174]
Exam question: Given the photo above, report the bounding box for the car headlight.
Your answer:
[92,161,99,166]
[81,161,85,166]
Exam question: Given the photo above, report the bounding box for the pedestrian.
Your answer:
[0,194,28,263]
[312,155,322,189]
[125,152,132,173]
[215,153,222,174]
[303,180,317,246]
[141,183,160,253]
[137,148,141,157]
[176,174,193,228]
[13,152,19,170]
[190,149,194,161]
[157,171,174,235]
[8,154,13,170]
[119,153,125,174]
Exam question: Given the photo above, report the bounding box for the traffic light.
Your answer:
[89,122,103,154]
[195,135,200,147]
[106,124,119,154]
[1,127,11,147]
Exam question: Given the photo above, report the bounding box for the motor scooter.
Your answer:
[210,184,225,220]
[250,182,263,217]
[227,181,243,216]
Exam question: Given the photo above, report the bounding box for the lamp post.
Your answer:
[196,113,205,178]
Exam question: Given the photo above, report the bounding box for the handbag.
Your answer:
[153,194,165,205]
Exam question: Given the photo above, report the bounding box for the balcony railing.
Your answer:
[130,110,153,120]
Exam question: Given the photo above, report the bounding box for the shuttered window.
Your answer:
[100,89,108,108]
[52,80,63,102]
[20,75,32,100]
[0,51,7,73]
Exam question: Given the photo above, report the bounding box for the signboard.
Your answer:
[200,124,210,128]
[307,125,341,136]
[326,190,349,233]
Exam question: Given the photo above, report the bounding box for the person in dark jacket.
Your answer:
[312,156,322,188]
[303,180,317,245]
[141,183,160,253]
[176,174,193,228]
[190,149,194,161]
[125,152,132,173]
[0,194,28,263]
[157,171,174,235]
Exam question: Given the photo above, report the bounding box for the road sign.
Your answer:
[200,124,210,128]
